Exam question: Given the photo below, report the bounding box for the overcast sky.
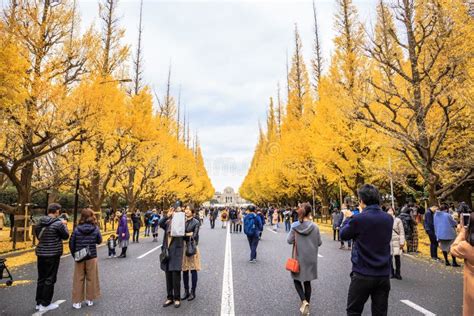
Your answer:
[79,0,374,193]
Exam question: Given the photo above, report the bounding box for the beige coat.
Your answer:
[391,217,405,256]
[450,230,474,316]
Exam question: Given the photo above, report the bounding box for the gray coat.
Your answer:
[287,221,322,282]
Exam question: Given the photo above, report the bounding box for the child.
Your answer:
[149,211,160,242]
[107,234,117,258]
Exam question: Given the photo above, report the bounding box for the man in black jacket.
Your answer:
[34,203,69,312]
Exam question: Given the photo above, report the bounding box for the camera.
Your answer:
[462,213,470,229]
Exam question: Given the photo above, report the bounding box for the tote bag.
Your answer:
[170,212,185,237]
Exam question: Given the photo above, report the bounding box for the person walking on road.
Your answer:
[144,209,152,237]
[257,208,266,240]
[182,207,201,301]
[69,209,102,309]
[229,208,238,233]
[244,205,263,263]
[339,204,352,250]
[273,210,280,231]
[34,203,70,312]
[284,209,292,232]
[398,207,415,253]
[450,212,474,316]
[131,210,142,243]
[434,203,460,267]
[221,209,229,229]
[210,208,218,229]
[116,210,130,258]
[424,206,440,260]
[150,210,160,242]
[287,203,322,316]
[340,184,393,316]
[332,209,343,242]
[160,207,185,308]
[388,208,405,280]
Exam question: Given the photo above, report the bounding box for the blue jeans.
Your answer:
[247,235,260,260]
[285,221,291,232]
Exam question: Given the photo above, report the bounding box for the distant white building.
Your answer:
[207,187,249,207]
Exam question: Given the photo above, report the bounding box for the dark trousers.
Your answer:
[230,221,237,233]
[247,235,260,260]
[347,272,390,316]
[427,232,439,259]
[36,256,61,306]
[390,255,401,277]
[285,221,291,232]
[294,280,312,302]
[333,229,340,241]
[108,248,116,256]
[236,223,242,233]
[133,229,140,242]
[145,224,151,236]
[166,271,181,301]
[210,218,216,229]
[183,270,198,291]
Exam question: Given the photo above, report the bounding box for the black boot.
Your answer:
[395,255,402,280]
[188,289,196,301]
[181,289,190,300]
[452,256,461,267]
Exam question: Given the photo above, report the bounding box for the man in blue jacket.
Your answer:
[340,184,393,316]
[244,205,263,263]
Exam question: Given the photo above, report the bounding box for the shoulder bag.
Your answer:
[185,237,197,257]
[74,246,92,263]
[285,233,300,273]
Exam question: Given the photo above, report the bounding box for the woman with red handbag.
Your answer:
[287,203,322,316]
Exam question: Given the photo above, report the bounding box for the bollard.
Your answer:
[32,224,36,246]
[12,226,17,251]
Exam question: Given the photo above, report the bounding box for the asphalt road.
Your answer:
[0,219,463,316]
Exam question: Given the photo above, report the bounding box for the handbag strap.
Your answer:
[292,232,298,258]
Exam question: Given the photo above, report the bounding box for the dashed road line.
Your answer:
[137,245,162,259]
[266,228,278,234]
[32,299,66,316]
[220,225,235,316]
[401,300,436,316]
[318,254,324,258]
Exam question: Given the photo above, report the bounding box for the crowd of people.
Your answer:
[31,188,473,316]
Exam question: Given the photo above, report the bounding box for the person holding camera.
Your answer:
[181,206,201,301]
[69,209,102,309]
[160,206,185,308]
[450,212,474,316]
[34,203,70,312]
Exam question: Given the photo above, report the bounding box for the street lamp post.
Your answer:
[73,130,85,229]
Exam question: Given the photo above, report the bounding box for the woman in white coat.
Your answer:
[388,208,405,280]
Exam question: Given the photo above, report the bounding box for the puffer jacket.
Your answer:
[35,216,69,257]
[69,223,102,259]
[391,217,406,256]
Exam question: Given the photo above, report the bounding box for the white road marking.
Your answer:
[318,254,324,258]
[266,228,278,234]
[137,245,162,259]
[32,299,66,316]
[220,225,235,316]
[401,300,436,316]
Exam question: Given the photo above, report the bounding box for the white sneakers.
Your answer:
[38,303,59,312]
[300,300,310,316]
[72,301,93,309]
